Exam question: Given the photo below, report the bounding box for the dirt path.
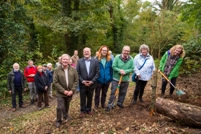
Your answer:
[0,97,56,121]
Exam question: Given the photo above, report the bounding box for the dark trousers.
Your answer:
[80,86,94,112]
[94,82,110,107]
[38,91,49,108]
[161,77,177,95]
[12,86,23,108]
[107,80,129,106]
[133,80,147,100]
[56,96,72,122]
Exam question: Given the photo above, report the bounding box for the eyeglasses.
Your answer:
[101,50,107,52]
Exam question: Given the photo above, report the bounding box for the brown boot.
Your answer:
[161,94,165,98]
[20,105,26,108]
[12,108,16,112]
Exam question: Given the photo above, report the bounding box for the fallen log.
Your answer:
[155,97,201,127]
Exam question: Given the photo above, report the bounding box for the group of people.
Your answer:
[7,50,79,112]
[7,44,185,128]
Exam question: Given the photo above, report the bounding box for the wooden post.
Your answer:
[150,70,157,116]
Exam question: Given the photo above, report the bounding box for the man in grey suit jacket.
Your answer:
[77,47,100,117]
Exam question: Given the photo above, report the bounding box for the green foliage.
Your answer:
[180,40,201,74]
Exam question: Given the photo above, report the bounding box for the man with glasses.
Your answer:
[105,46,134,111]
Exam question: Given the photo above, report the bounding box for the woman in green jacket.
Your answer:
[159,44,185,98]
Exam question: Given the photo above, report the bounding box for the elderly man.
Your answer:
[24,60,37,104]
[77,47,99,117]
[7,63,27,112]
[53,54,78,128]
[105,46,134,111]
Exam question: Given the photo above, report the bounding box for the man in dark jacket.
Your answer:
[77,47,100,117]
[53,54,78,128]
[7,63,27,112]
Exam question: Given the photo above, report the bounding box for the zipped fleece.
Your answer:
[112,54,134,82]
[159,51,183,79]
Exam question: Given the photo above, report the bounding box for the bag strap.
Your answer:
[138,59,147,70]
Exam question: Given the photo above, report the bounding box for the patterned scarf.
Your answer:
[164,55,179,76]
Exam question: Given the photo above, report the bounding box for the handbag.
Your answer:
[132,59,147,82]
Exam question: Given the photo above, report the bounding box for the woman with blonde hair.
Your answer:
[159,44,185,98]
[94,45,113,110]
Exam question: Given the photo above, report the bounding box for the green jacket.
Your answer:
[53,65,78,97]
[7,70,26,94]
[159,51,183,79]
[112,54,134,82]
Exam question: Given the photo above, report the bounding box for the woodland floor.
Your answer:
[0,74,201,134]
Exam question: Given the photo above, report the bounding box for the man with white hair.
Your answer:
[54,54,78,128]
[7,63,27,112]
[47,63,54,98]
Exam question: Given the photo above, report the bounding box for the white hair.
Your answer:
[47,63,52,67]
[61,54,70,60]
[139,44,149,53]
[13,63,20,69]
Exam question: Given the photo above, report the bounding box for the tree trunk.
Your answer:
[155,97,201,127]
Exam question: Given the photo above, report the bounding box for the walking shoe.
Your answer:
[139,99,144,102]
[20,105,26,108]
[117,103,124,108]
[94,106,98,111]
[161,94,165,98]
[101,104,105,108]
[64,116,72,122]
[80,112,85,118]
[132,100,137,105]
[12,108,16,112]
[45,105,50,108]
[87,111,92,115]
[38,107,42,110]
[105,107,110,111]
[56,122,61,128]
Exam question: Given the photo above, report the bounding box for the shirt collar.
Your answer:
[121,54,128,60]
[62,65,69,70]
[84,57,91,61]
[140,53,150,58]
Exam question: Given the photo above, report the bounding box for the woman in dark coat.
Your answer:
[35,65,50,110]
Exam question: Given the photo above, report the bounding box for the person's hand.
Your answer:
[45,86,48,90]
[24,88,26,92]
[119,69,125,75]
[83,81,90,86]
[137,74,141,78]
[67,91,73,96]
[29,74,35,77]
[64,90,69,95]
[9,90,12,94]
[86,81,93,86]
[158,70,160,73]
